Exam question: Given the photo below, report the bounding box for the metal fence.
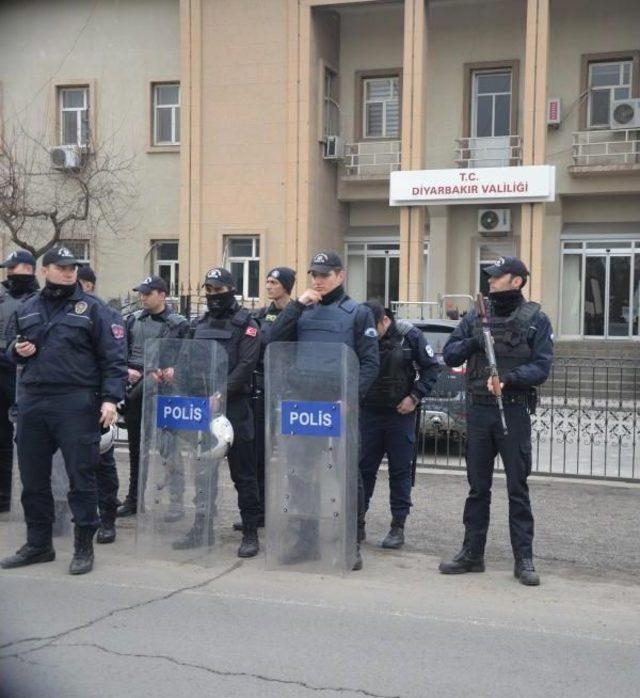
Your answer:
[418,358,640,482]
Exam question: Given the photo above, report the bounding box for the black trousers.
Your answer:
[124,385,142,502]
[463,403,534,560]
[97,445,119,522]
[0,371,15,505]
[252,392,266,517]
[227,397,261,530]
[17,389,102,547]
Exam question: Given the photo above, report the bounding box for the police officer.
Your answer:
[439,256,553,586]
[117,276,189,518]
[269,251,379,570]
[359,301,439,549]
[0,246,127,575]
[173,267,261,558]
[77,265,121,544]
[231,266,296,532]
[0,251,39,512]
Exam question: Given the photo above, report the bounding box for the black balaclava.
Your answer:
[206,290,236,315]
[5,274,36,295]
[488,289,524,317]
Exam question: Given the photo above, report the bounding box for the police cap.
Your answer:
[41,246,81,267]
[203,267,236,289]
[0,250,37,269]
[483,256,529,279]
[308,251,343,274]
[133,275,168,294]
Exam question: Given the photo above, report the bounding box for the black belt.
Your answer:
[469,392,528,406]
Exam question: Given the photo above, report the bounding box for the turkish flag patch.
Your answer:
[111,324,125,340]
[245,326,258,338]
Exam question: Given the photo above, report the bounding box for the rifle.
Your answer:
[475,294,508,436]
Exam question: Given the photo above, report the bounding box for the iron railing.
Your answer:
[571,128,640,168]
[343,140,401,178]
[392,295,474,321]
[455,135,522,168]
[418,358,640,481]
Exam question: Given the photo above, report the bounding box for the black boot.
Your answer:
[69,527,95,575]
[381,517,406,549]
[1,543,55,569]
[514,558,540,586]
[439,548,485,574]
[172,515,214,550]
[96,517,116,544]
[238,528,259,558]
[116,497,137,518]
[352,544,363,571]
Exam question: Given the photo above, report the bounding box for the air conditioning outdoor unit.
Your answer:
[610,99,640,130]
[323,135,344,160]
[49,145,87,171]
[478,209,511,236]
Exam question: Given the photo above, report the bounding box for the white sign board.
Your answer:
[389,165,556,206]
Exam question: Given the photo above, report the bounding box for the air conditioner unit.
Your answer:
[323,135,344,160]
[610,98,640,130]
[547,97,561,127]
[478,209,511,236]
[49,145,87,171]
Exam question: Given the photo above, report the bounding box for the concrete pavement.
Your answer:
[1,468,639,697]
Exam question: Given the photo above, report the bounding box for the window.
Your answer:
[477,241,516,296]
[323,65,340,139]
[560,240,640,339]
[59,86,89,145]
[362,76,400,139]
[59,240,90,264]
[225,236,260,300]
[152,240,179,292]
[153,83,180,146]
[472,70,512,138]
[587,61,632,128]
[345,240,429,306]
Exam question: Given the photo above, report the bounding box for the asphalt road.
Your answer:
[1,464,639,698]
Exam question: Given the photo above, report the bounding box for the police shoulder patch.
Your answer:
[245,326,258,338]
[75,301,88,315]
[111,324,125,340]
[364,327,378,338]
[426,345,434,358]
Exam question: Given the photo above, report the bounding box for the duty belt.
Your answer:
[469,392,528,407]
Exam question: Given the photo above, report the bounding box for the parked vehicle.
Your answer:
[411,319,467,436]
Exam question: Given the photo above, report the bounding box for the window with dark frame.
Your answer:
[587,60,632,128]
[323,66,340,139]
[362,76,400,139]
[471,70,512,138]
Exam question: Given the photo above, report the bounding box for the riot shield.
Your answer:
[265,342,358,574]
[136,338,228,561]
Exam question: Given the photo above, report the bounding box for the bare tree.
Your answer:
[0,124,138,259]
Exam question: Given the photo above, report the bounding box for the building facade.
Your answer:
[179,0,640,347]
[0,0,182,301]
[2,0,640,346]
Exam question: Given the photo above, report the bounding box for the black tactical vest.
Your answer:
[362,324,415,408]
[128,310,184,367]
[467,301,540,395]
[192,307,252,375]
